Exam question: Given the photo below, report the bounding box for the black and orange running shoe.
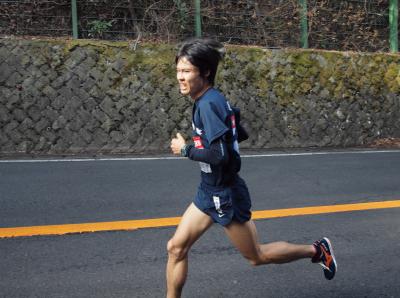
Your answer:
[312,237,337,280]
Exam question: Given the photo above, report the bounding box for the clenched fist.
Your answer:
[170,133,186,155]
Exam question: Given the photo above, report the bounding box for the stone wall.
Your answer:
[1,38,400,156]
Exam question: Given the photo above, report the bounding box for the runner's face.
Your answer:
[176,57,209,100]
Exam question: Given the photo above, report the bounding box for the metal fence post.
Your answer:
[71,0,78,39]
[300,0,308,48]
[389,0,398,52]
[195,0,202,37]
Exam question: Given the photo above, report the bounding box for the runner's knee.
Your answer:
[167,238,189,261]
[242,250,271,266]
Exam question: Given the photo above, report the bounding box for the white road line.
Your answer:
[242,149,400,158]
[0,149,399,163]
[0,156,185,163]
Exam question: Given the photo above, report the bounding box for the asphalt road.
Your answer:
[1,149,400,298]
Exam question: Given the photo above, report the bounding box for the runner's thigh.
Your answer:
[223,220,260,259]
[171,203,214,248]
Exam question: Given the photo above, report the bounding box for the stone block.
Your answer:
[31,53,46,67]
[70,132,88,148]
[33,76,50,91]
[47,69,59,83]
[59,85,75,100]
[62,104,78,121]
[110,130,124,143]
[69,47,87,64]
[7,127,23,143]
[5,121,19,133]
[5,54,21,67]
[19,118,34,131]
[51,95,66,110]
[111,58,126,73]
[0,131,9,145]
[88,85,105,99]
[0,45,10,64]
[65,75,81,91]
[34,136,51,152]
[99,96,114,113]
[5,71,23,87]
[21,76,36,90]
[51,138,68,153]
[67,117,84,132]
[71,64,89,80]
[83,118,100,133]
[40,130,57,143]
[92,128,109,146]
[36,96,50,110]
[89,68,104,81]
[115,97,130,112]
[92,108,107,123]
[42,85,58,99]
[42,107,59,124]
[76,108,92,125]
[52,115,67,131]
[34,118,50,134]
[0,104,10,123]
[82,77,96,92]
[17,141,34,153]
[12,109,26,122]
[79,127,93,143]
[101,118,117,133]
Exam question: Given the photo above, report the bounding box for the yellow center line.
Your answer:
[1,200,400,238]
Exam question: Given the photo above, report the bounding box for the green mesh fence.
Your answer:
[0,0,397,52]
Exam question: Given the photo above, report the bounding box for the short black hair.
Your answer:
[176,38,225,85]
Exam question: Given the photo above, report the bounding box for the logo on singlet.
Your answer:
[193,136,204,149]
[213,196,225,217]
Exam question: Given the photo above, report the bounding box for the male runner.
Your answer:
[167,38,337,298]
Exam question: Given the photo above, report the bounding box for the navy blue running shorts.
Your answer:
[193,176,252,226]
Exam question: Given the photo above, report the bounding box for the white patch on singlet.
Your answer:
[199,162,212,173]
